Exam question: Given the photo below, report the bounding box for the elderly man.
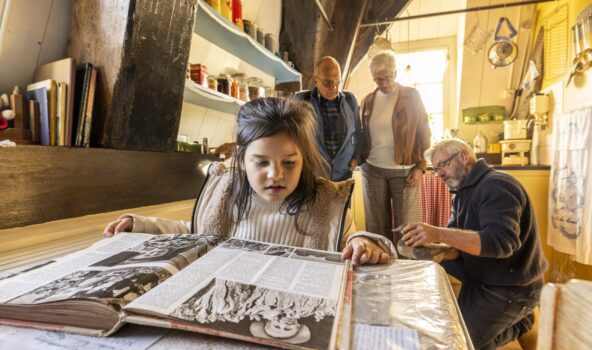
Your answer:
[294,56,361,181]
[360,51,431,245]
[402,138,547,350]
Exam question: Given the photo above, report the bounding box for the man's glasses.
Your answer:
[373,75,394,84]
[433,152,459,173]
[316,78,341,88]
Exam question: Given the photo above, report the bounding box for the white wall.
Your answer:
[0,0,71,94]
[178,0,282,147]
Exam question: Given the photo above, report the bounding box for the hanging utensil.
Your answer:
[488,17,519,68]
[566,22,588,86]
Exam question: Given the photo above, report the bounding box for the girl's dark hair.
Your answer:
[225,97,329,233]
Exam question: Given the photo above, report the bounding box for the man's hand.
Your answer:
[103,217,133,238]
[342,237,390,266]
[433,248,460,262]
[401,223,441,247]
[406,168,423,186]
[348,159,359,171]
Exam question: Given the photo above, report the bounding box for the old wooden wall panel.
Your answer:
[67,0,196,152]
[0,145,215,229]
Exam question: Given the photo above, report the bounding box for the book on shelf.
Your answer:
[72,63,93,147]
[82,67,97,147]
[56,82,68,145]
[24,85,50,146]
[34,58,76,146]
[0,233,352,350]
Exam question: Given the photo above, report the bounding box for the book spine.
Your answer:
[48,80,57,146]
[29,100,40,144]
[82,69,97,148]
[76,66,91,147]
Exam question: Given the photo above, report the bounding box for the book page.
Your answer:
[0,233,223,305]
[126,238,347,350]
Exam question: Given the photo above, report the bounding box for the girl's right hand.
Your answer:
[103,217,133,238]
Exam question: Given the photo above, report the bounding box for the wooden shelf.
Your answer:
[463,120,504,125]
[194,0,301,84]
[184,80,244,114]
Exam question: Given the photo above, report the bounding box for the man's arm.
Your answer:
[402,223,482,256]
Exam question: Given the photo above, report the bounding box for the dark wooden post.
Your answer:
[67,0,197,151]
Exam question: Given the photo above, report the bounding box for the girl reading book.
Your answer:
[103,97,394,265]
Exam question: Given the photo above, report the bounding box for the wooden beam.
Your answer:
[67,0,196,151]
[280,0,411,91]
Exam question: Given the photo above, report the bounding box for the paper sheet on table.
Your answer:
[353,324,419,350]
[0,324,168,350]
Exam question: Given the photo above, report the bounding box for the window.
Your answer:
[394,49,448,144]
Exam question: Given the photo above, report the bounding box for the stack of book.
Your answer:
[24,58,97,147]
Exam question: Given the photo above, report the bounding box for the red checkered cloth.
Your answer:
[420,173,453,227]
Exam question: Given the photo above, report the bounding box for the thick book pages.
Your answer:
[0,235,351,349]
[34,58,76,146]
[124,238,350,350]
[0,233,223,336]
[24,87,49,145]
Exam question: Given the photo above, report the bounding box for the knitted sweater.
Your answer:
[128,162,395,254]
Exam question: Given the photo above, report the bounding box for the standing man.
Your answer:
[402,139,547,350]
[360,51,431,245]
[295,56,361,181]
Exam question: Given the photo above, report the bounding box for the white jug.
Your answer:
[473,131,488,153]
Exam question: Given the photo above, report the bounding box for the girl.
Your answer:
[104,98,393,265]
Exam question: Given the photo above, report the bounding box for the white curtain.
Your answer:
[548,105,592,265]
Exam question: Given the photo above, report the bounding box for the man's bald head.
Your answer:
[314,56,341,100]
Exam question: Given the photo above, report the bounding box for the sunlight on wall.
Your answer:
[395,49,448,143]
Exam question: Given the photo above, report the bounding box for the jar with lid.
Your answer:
[189,63,208,87]
[263,86,272,98]
[207,76,218,91]
[256,28,265,45]
[231,79,240,99]
[232,73,248,101]
[232,0,243,30]
[217,73,231,95]
[264,33,274,52]
[247,77,263,100]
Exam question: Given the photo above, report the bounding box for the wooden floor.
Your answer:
[0,200,195,271]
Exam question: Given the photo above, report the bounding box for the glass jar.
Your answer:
[217,74,231,95]
[207,76,218,91]
[263,85,272,98]
[247,77,262,101]
[231,79,240,99]
[264,33,274,52]
[256,28,265,45]
[232,73,248,101]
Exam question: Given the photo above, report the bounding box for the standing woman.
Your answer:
[359,51,431,245]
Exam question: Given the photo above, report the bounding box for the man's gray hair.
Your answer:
[369,51,396,74]
[424,138,477,164]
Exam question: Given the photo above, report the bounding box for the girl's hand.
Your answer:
[103,217,133,238]
[342,237,390,266]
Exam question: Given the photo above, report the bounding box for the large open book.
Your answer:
[0,233,351,350]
